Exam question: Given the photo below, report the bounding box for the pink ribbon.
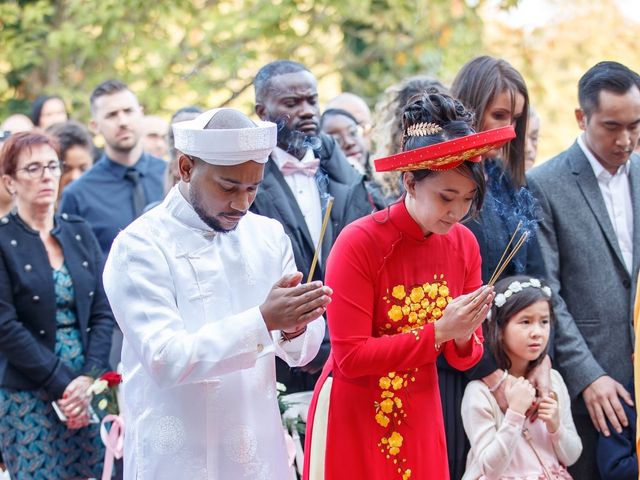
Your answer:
[100,414,125,480]
[284,428,296,466]
[284,428,297,480]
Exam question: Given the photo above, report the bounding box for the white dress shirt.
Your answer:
[578,135,634,272]
[272,147,323,251]
[103,186,325,480]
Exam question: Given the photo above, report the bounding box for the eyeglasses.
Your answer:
[17,161,62,179]
[330,125,362,148]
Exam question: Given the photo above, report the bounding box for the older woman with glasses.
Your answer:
[0,131,113,478]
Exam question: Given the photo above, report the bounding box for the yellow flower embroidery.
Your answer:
[391,376,404,390]
[380,398,394,413]
[409,287,425,303]
[378,277,454,478]
[388,431,404,455]
[388,305,403,322]
[379,377,391,389]
[392,285,406,300]
[376,411,390,427]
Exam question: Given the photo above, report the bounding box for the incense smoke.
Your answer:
[485,160,542,273]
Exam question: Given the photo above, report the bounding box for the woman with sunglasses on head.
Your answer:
[437,56,549,480]
[0,132,113,479]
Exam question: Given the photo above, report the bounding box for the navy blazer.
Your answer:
[0,212,114,399]
[596,381,637,480]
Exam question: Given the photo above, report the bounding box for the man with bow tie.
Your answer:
[252,60,382,392]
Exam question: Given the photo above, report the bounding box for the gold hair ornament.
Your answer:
[405,122,442,137]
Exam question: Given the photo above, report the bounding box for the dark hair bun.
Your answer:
[401,92,475,152]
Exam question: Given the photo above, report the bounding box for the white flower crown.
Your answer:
[494,278,552,308]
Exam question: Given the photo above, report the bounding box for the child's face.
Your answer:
[503,300,551,373]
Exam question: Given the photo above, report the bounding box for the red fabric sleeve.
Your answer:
[442,231,484,370]
[326,226,440,379]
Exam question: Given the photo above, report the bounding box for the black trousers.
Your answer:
[438,368,469,480]
[568,414,600,480]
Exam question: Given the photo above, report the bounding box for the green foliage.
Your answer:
[0,0,487,122]
[339,0,484,102]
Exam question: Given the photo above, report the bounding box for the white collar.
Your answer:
[577,134,630,179]
[272,147,316,169]
[163,184,218,236]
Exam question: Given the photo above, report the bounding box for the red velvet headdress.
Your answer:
[374,125,516,172]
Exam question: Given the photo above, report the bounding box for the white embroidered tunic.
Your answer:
[103,186,325,480]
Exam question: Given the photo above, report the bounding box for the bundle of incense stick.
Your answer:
[307,196,334,283]
[488,221,530,286]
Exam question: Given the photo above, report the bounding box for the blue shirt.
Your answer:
[59,152,166,255]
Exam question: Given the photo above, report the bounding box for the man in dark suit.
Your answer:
[251,60,381,392]
[527,61,640,479]
[59,80,167,374]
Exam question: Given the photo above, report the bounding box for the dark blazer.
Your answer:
[527,143,640,405]
[251,134,381,391]
[251,134,380,282]
[0,212,114,399]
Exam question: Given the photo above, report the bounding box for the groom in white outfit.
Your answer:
[103,108,330,480]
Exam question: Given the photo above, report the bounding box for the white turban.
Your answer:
[172,108,277,165]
